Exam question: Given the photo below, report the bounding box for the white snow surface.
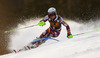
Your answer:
[0,18,100,58]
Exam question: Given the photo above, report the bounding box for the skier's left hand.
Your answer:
[67,33,73,39]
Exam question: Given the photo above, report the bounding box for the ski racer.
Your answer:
[13,7,73,53]
[27,7,73,48]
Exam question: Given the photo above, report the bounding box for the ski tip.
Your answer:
[13,49,22,53]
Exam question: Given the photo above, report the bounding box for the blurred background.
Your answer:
[0,0,100,55]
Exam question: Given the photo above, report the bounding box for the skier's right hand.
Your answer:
[38,21,45,26]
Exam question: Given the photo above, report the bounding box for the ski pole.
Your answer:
[4,24,39,33]
[4,21,45,33]
[72,28,100,37]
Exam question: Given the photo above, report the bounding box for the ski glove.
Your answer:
[38,21,45,26]
[67,33,73,39]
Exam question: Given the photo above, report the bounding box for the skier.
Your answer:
[27,7,73,48]
[14,7,73,52]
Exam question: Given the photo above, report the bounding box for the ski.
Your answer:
[12,38,59,53]
[13,46,32,53]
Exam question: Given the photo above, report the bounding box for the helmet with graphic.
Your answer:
[48,7,56,16]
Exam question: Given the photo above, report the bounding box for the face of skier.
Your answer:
[49,14,56,19]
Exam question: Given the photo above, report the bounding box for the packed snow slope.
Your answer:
[0,18,100,58]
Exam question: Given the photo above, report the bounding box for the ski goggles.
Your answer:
[48,14,55,17]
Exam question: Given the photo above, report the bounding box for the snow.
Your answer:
[0,18,100,58]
